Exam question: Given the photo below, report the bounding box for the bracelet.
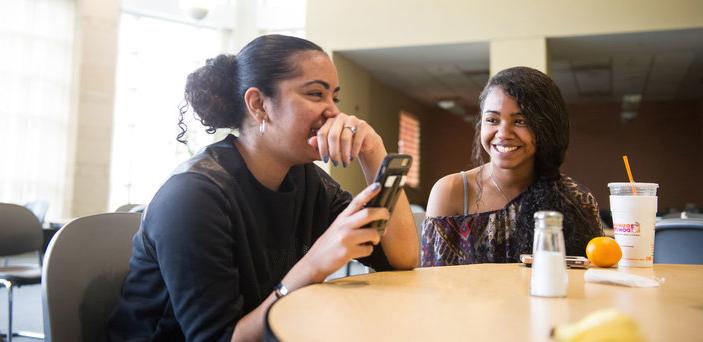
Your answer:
[274,282,289,299]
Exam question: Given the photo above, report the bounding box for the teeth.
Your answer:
[495,145,518,153]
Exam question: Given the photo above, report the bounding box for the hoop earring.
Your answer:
[259,119,266,136]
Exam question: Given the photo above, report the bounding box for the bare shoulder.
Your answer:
[426,171,470,217]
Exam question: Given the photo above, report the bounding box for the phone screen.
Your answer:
[365,154,412,233]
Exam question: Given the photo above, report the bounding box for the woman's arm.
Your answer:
[312,112,419,269]
[148,174,244,342]
[358,142,418,269]
[232,183,390,341]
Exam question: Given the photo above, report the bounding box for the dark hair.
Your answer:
[471,66,569,180]
[177,34,324,143]
[471,67,596,258]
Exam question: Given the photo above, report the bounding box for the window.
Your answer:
[398,111,420,187]
[109,14,224,209]
[0,0,76,220]
[110,2,308,209]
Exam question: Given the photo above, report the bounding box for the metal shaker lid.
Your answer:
[533,211,563,230]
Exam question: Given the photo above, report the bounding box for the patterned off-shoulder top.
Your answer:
[420,173,603,267]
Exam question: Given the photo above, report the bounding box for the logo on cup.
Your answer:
[613,222,641,235]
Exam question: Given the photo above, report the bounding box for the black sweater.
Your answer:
[107,135,390,341]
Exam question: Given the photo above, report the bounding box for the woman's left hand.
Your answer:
[308,112,383,167]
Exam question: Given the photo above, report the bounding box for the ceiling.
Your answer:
[339,42,489,117]
[338,28,703,117]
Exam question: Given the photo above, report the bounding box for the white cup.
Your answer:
[608,182,659,267]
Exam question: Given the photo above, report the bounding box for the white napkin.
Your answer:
[584,269,664,288]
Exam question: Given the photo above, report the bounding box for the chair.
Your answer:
[0,203,44,341]
[42,212,141,342]
[23,200,49,226]
[115,203,146,214]
[654,218,703,264]
[413,211,426,237]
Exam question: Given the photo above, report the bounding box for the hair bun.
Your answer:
[183,54,241,132]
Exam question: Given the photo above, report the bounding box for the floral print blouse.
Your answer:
[420,175,603,267]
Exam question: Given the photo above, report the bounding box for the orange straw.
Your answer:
[622,155,637,194]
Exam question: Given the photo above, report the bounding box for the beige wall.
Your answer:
[490,37,547,75]
[331,53,463,205]
[307,0,703,51]
[70,0,120,217]
[328,53,371,196]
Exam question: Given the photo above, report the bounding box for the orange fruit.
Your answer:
[586,237,622,268]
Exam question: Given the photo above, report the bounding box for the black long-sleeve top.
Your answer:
[106,135,390,341]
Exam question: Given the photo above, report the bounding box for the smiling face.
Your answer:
[480,86,537,173]
[263,51,340,164]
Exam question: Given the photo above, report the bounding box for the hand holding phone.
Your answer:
[364,154,412,234]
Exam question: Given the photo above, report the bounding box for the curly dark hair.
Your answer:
[177,34,324,143]
[472,66,599,257]
[472,67,569,180]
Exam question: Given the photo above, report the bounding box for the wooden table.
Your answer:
[267,264,703,341]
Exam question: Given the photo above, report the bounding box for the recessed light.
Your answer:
[437,100,455,110]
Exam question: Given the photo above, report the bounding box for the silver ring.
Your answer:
[343,125,357,135]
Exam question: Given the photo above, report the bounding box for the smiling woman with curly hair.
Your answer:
[420,66,603,266]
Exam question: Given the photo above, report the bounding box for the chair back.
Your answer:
[42,212,141,342]
[0,202,43,256]
[654,218,703,264]
[115,203,146,213]
[24,200,49,225]
[115,203,137,212]
[413,211,426,237]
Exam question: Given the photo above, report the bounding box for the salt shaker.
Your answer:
[530,211,568,297]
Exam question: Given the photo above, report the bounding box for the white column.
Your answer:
[70,0,120,217]
[490,37,548,76]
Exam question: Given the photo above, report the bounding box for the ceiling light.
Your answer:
[437,100,455,110]
[180,0,212,20]
[622,94,642,104]
[620,94,642,122]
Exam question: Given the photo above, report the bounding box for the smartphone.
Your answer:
[519,254,590,269]
[364,154,413,233]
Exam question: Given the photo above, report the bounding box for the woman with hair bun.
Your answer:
[107,35,418,341]
[421,66,603,267]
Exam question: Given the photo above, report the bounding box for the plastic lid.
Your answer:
[608,182,658,196]
[607,182,659,189]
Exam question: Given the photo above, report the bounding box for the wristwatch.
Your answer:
[274,282,289,299]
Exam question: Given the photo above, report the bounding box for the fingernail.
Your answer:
[323,155,329,163]
[343,161,348,168]
[350,156,354,161]
[371,182,381,191]
[332,160,338,167]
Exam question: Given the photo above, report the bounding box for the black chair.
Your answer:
[654,218,703,264]
[0,203,44,341]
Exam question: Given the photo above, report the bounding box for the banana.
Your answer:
[551,308,646,342]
